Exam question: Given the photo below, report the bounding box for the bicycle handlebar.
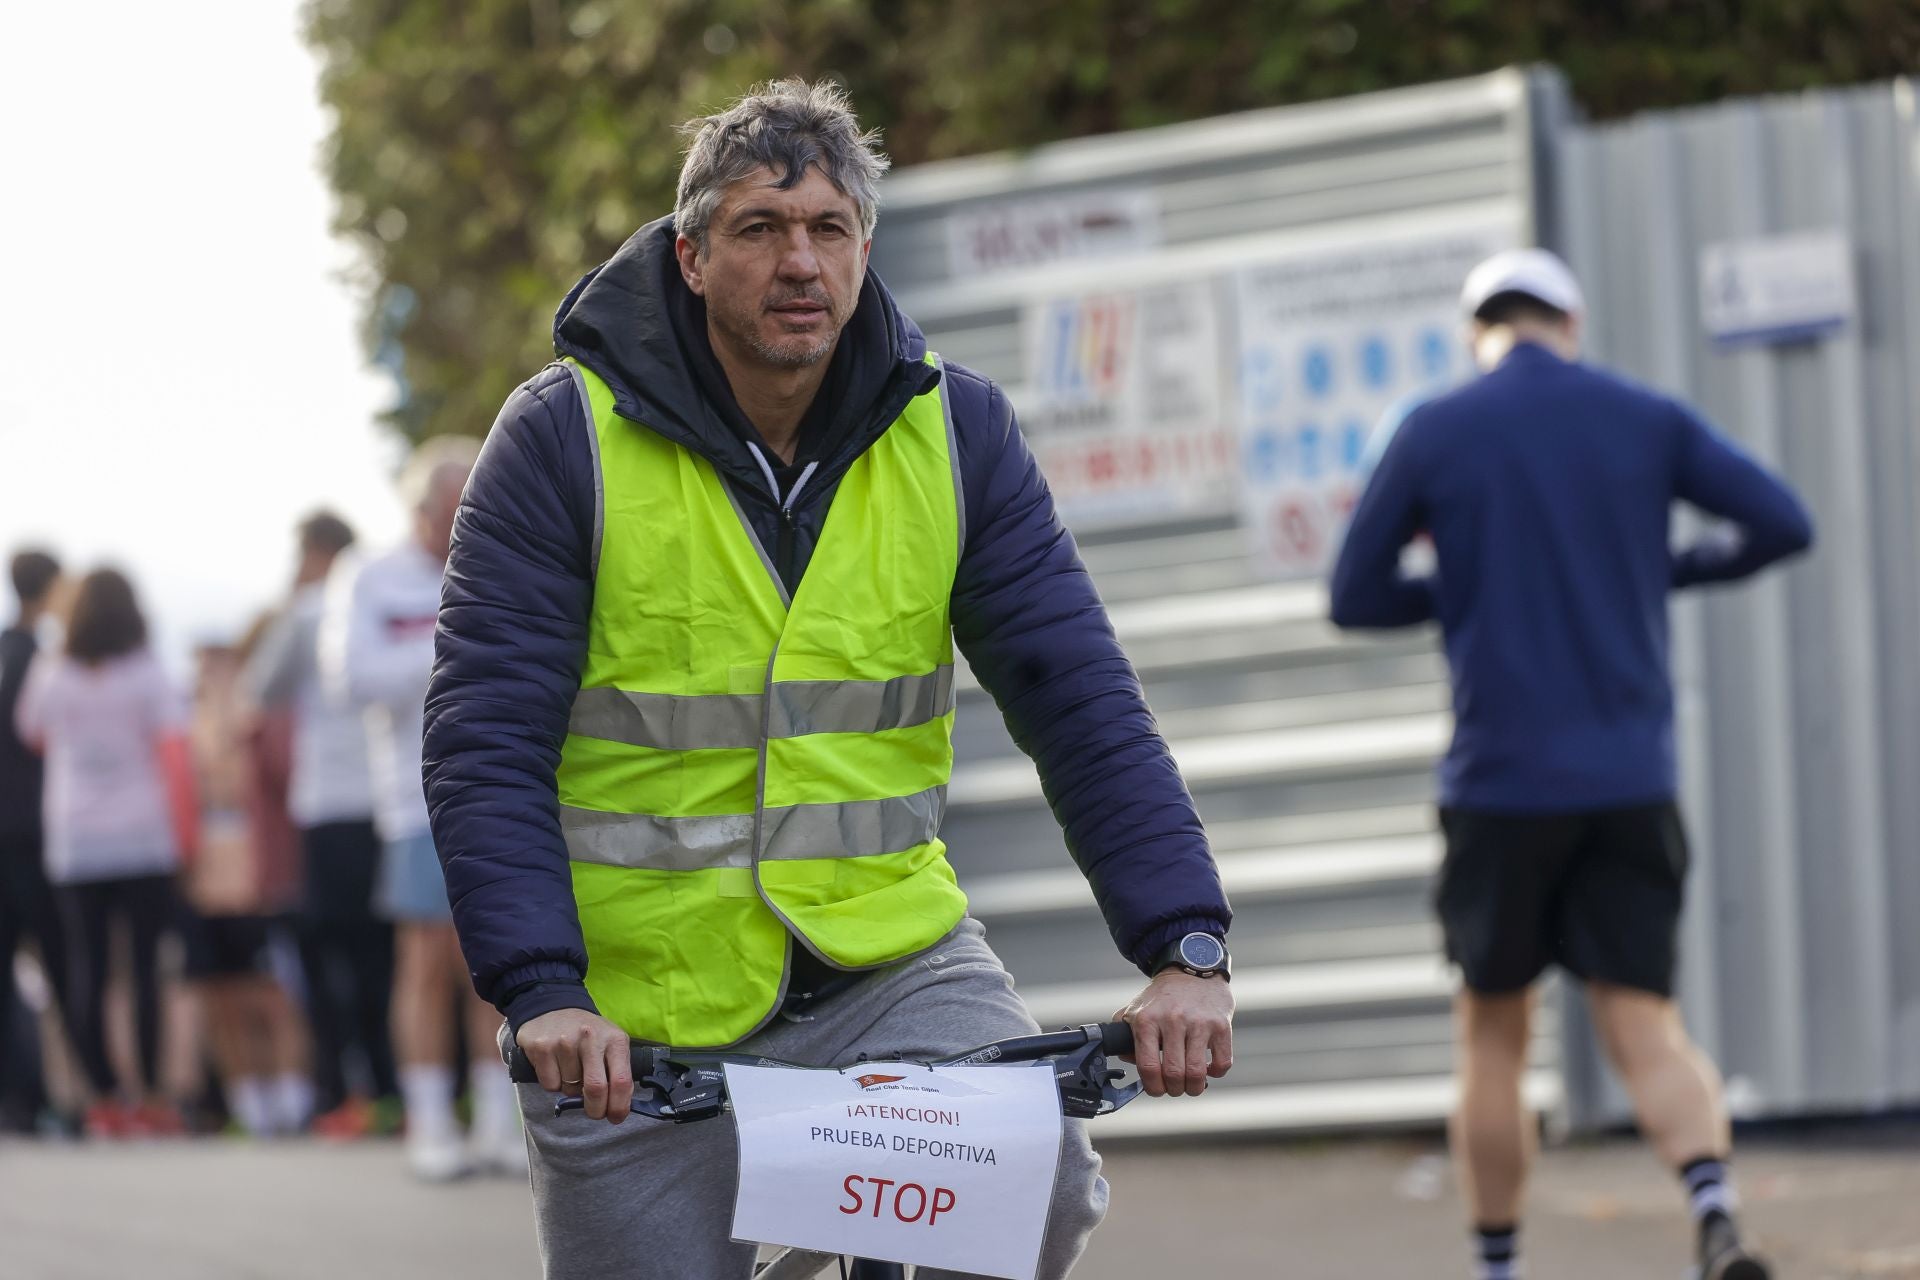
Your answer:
[505,1021,1139,1121]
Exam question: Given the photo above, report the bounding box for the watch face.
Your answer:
[1179,933,1226,971]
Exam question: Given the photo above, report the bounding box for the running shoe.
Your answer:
[82,1100,134,1139]
[1699,1215,1771,1280]
[311,1097,376,1140]
[406,1129,472,1183]
[126,1101,187,1138]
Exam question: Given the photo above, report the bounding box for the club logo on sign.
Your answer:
[853,1073,906,1091]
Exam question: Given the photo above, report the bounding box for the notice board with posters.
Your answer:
[867,71,1570,1141]
[1232,221,1514,577]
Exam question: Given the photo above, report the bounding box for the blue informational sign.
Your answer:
[1232,224,1513,576]
[1698,230,1855,347]
[1359,335,1392,390]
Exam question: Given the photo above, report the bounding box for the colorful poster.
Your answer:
[1018,280,1233,527]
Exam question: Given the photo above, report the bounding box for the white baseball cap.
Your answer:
[1460,248,1585,318]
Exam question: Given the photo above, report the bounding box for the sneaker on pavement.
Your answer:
[311,1097,375,1141]
[368,1094,405,1137]
[1700,1215,1771,1280]
[130,1101,187,1138]
[406,1131,472,1183]
[82,1100,134,1140]
[1702,1245,1771,1280]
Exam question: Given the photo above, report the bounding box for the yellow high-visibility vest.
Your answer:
[555,354,968,1047]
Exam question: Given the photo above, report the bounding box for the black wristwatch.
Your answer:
[1150,932,1231,982]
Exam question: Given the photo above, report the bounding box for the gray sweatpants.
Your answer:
[518,917,1109,1279]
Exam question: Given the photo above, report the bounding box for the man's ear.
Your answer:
[675,233,706,297]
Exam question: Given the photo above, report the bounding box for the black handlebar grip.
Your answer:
[1100,1021,1135,1056]
[631,1044,666,1080]
[507,1040,671,1089]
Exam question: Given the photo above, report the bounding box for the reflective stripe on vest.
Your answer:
[556,354,968,1048]
[566,664,957,755]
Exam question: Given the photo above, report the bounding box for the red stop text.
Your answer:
[838,1174,957,1226]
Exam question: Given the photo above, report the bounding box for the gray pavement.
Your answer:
[1,1124,1916,1278]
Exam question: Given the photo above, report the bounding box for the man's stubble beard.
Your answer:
[712,293,840,370]
[749,329,835,369]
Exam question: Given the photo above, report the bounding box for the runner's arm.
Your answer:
[1328,408,1436,628]
[1670,404,1815,587]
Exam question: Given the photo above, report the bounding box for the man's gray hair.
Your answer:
[675,78,889,252]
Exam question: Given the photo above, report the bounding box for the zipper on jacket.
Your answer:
[776,505,798,592]
[748,445,821,599]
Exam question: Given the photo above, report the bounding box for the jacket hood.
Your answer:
[552,216,937,502]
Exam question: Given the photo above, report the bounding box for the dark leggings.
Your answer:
[298,821,397,1109]
[0,836,73,1118]
[58,875,176,1096]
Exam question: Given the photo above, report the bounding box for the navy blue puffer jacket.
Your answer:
[423,219,1229,1030]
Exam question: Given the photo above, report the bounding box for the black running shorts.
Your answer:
[1435,802,1688,997]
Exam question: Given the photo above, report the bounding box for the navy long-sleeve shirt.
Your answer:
[1329,342,1814,812]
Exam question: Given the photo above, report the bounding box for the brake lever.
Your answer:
[553,1051,728,1122]
[1051,1041,1142,1117]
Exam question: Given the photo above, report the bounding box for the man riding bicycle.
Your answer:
[423,79,1235,1278]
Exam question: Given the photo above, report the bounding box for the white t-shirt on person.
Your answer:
[13,648,185,885]
[319,541,443,843]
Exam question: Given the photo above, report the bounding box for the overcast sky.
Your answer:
[0,0,404,667]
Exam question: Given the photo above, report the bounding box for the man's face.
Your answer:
[676,165,870,372]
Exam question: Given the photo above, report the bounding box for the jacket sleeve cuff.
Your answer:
[1129,916,1231,975]
[500,976,599,1035]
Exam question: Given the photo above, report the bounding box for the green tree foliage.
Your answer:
[305,0,1920,441]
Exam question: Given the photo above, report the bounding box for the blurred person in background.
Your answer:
[14,567,197,1138]
[183,634,311,1137]
[0,548,73,1133]
[246,511,398,1138]
[1330,249,1814,1280]
[324,437,522,1181]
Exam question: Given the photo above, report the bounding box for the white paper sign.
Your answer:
[727,1061,1064,1280]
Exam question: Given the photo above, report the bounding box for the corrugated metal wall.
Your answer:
[873,70,1571,1134]
[1555,80,1920,1126]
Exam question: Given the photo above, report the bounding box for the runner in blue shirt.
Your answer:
[1331,249,1812,1280]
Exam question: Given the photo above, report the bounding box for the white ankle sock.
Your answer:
[399,1064,458,1143]
[227,1077,274,1137]
[269,1073,314,1134]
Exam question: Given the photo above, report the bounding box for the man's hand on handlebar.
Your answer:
[515,1009,636,1123]
[1114,970,1235,1098]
